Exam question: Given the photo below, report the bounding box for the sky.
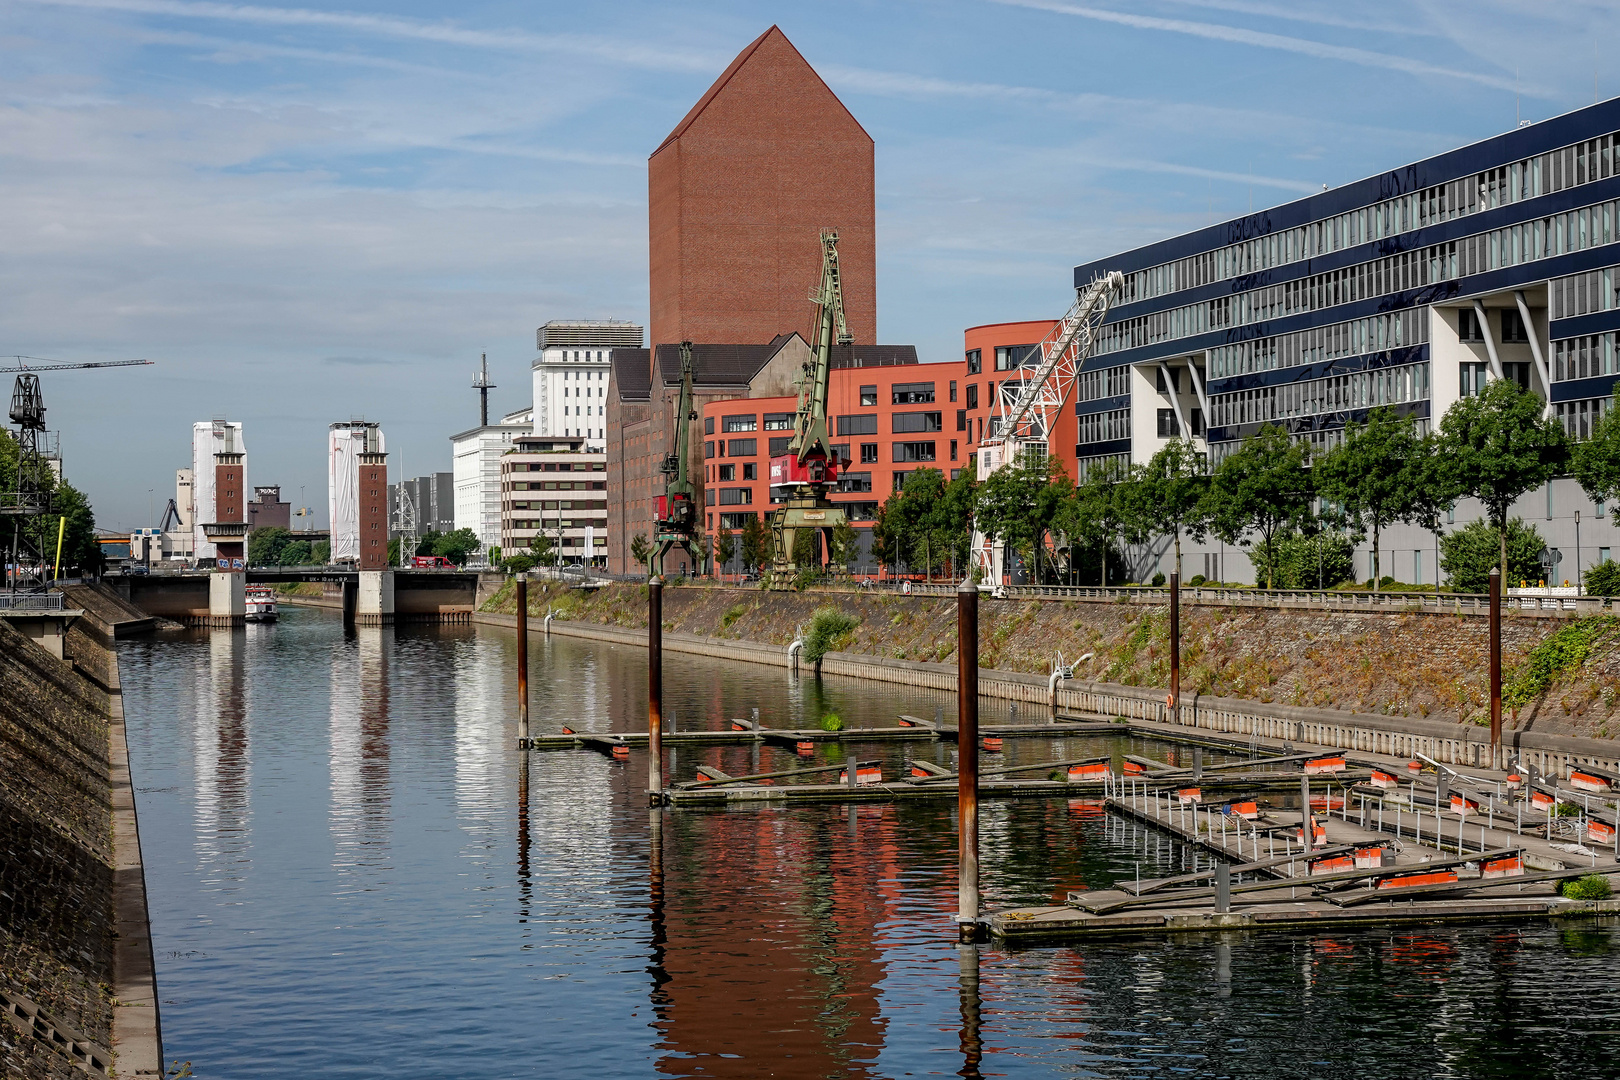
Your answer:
[3,0,1619,530]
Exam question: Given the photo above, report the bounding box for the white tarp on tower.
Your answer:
[191,421,244,562]
[328,422,383,563]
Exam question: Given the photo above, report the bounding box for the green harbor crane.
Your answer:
[648,341,700,576]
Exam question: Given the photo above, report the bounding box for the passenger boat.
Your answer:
[245,585,279,623]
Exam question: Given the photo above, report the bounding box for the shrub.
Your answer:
[819,712,844,732]
[721,603,748,630]
[803,606,859,664]
[1439,517,1545,593]
[1562,874,1614,901]
[1250,528,1355,589]
[1151,572,1166,587]
[1586,560,1620,596]
[1503,616,1616,711]
[1187,574,1207,587]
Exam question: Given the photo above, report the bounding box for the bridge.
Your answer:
[106,568,495,626]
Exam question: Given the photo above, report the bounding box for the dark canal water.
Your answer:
[120,606,1620,1078]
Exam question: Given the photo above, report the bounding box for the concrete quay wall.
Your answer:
[0,619,160,1079]
[476,610,1620,785]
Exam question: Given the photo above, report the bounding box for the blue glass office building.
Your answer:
[1069,97,1620,585]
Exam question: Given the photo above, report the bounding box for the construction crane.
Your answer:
[769,230,851,579]
[971,271,1125,586]
[649,341,700,576]
[2,356,153,591]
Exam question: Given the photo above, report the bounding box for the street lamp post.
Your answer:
[1576,509,1582,593]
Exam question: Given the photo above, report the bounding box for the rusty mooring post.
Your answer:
[648,575,664,803]
[1169,571,1181,720]
[516,572,530,747]
[1489,567,1502,769]
[1301,773,1312,853]
[957,578,980,942]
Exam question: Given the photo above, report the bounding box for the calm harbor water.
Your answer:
[120,606,1620,1078]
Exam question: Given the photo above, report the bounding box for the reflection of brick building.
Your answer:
[648,25,876,359]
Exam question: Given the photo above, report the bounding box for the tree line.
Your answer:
[860,378,1620,592]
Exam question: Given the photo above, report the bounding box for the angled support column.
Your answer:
[1473,299,1504,381]
[1515,290,1554,418]
[1157,360,1190,440]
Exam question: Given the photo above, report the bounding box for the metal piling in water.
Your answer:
[958,577,981,942]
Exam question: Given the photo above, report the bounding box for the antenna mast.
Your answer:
[473,353,496,427]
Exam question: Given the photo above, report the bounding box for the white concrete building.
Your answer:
[532,321,643,447]
[329,421,385,564]
[190,421,244,562]
[451,409,531,554]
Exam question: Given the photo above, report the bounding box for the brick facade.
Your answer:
[648,26,876,355]
[357,452,388,570]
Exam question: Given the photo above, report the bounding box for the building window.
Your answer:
[830,443,849,464]
[1155,367,1181,393]
[704,441,714,459]
[949,381,957,402]
[957,409,967,432]
[718,488,752,505]
[743,463,756,481]
[1501,308,1530,343]
[727,438,757,456]
[705,417,714,435]
[894,441,937,462]
[837,414,878,436]
[892,411,942,433]
[763,412,794,430]
[860,443,879,464]
[837,471,872,493]
[995,345,1036,371]
[843,501,877,522]
[718,464,735,481]
[769,437,791,456]
[1459,362,1489,397]
[892,382,936,404]
[860,385,878,407]
[950,440,958,460]
[892,471,910,491]
[1602,547,1613,563]
[1459,307,1485,342]
[1191,408,1205,436]
[720,512,755,529]
[1157,409,1180,437]
[722,414,757,433]
[966,349,982,375]
[966,384,978,410]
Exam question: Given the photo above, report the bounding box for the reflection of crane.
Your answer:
[971,272,1123,585]
[649,341,699,576]
[2,356,153,590]
[769,230,850,579]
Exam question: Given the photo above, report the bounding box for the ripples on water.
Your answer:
[118,607,1620,1078]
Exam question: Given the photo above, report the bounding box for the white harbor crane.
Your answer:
[971,271,1124,586]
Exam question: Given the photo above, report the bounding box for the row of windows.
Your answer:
[1558,396,1613,439]
[1075,452,1130,483]
[507,516,606,529]
[1120,130,1620,305]
[1208,309,1429,380]
[837,413,947,436]
[713,463,757,482]
[506,500,607,512]
[709,440,959,466]
[1077,364,1131,403]
[1076,407,1130,446]
[1551,264,1620,319]
[1210,362,1431,429]
[1554,332,1620,382]
[1460,362,1532,397]
[1157,408,1206,438]
[1101,195,1620,357]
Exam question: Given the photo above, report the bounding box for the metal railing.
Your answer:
[0,591,66,611]
[998,582,1610,614]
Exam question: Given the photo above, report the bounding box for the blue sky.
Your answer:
[3,0,1616,528]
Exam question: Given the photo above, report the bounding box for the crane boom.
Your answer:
[788,229,852,466]
[2,356,153,372]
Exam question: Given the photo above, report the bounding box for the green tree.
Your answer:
[414,531,441,557]
[739,516,767,574]
[937,470,977,578]
[279,539,312,565]
[46,481,99,576]
[312,540,331,564]
[1057,458,1142,587]
[1440,517,1546,593]
[975,454,1066,582]
[828,519,858,573]
[1431,379,1569,577]
[529,532,555,567]
[1311,408,1429,592]
[791,527,820,570]
[1572,403,1620,506]
[1206,424,1313,589]
[1133,439,1210,579]
[386,537,401,566]
[248,526,294,567]
[629,532,653,571]
[1248,527,1355,589]
[432,527,482,566]
[714,525,737,576]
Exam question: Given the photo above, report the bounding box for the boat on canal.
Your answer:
[245,585,279,623]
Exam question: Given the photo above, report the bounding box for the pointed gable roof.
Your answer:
[652,25,870,156]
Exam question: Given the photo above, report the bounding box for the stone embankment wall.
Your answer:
[485,581,1620,740]
[0,619,158,1079]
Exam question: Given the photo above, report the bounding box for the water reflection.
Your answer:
[193,629,249,875]
[330,627,390,872]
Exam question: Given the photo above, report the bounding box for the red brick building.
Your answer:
[648,26,876,354]
[357,451,388,570]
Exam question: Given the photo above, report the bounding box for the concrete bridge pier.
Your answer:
[356,570,394,626]
[208,572,245,626]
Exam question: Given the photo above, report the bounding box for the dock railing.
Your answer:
[0,591,66,611]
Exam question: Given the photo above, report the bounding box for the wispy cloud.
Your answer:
[990,0,1532,95]
[1162,0,1440,37]
[18,0,725,73]
[128,27,493,79]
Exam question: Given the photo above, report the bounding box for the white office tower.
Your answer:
[531,321,643,446]
[329,422,384,563]
[191,421,245,561]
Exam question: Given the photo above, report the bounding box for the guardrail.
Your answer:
[0,591,66,610]
[998,583,1609,615]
